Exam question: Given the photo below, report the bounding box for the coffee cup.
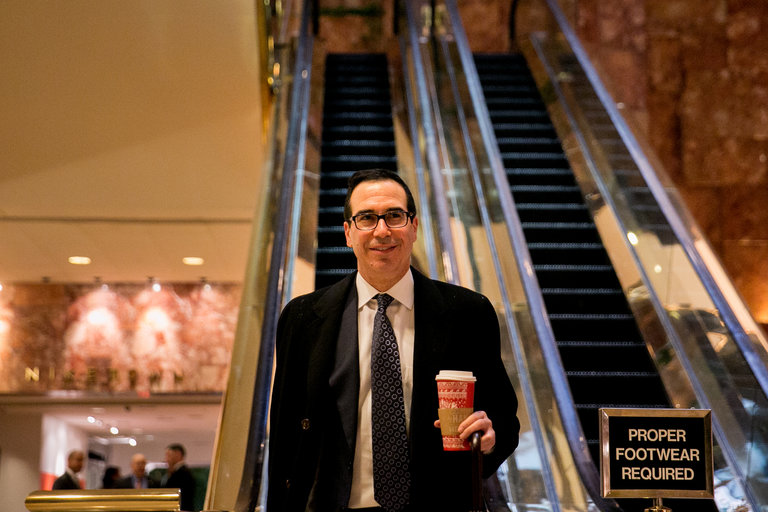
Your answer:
[436,370,476,451]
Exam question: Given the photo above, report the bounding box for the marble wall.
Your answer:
[568,0,768,325]
[0,282,240,394]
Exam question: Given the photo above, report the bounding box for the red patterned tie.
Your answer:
[371,293,410,510]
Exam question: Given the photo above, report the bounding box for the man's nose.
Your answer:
[372,217,391,236]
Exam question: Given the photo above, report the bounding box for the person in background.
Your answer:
[52,450,84,490]
[101,465,121,489]
[161,443,196,511]
[114,453,156,489]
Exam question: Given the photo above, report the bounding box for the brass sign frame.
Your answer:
[600,408,713,499]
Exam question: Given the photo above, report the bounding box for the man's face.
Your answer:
[165,448,182,467]
[344,179,418,291]
[69,452,85,473]
[131,455,147,477]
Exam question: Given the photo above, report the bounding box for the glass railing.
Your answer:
[207,1,449,510]
[512,1,768,511]
[204,1,314,511]
[402,1,581,511]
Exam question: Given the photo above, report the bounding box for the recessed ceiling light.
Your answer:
[182,257,205,266]
[68,256,92,265]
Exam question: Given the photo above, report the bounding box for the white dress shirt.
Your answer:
[347,270,415,509]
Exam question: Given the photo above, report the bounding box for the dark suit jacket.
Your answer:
[163,464,196,511]
[267,269,520,511]
[113,474,157,489]
[52,471,80,490]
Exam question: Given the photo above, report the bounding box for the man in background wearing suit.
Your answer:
[161,443,196,511]
[268,169,520,511]
[114,453,156,489]
[52,450,84,490]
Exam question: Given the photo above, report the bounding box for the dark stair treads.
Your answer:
[315,53,397,289]
[476,53,678,508]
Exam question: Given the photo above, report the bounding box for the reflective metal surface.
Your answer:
[25,489,180,512]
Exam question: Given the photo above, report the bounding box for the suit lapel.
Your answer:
[329,283,360,452]
[305,273,359,454]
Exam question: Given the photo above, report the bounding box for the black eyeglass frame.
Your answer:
[347,210,415,231]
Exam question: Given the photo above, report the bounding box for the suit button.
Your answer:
[301,418,311,431]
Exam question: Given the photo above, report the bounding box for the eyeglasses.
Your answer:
[348,210,414,231]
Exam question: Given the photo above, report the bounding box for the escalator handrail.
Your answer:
[436,4,567,511]
[440,1,618,510]
[398,35,440,280]
[403,0,460,285]
[233,1,315,510]
[542,0,768,400]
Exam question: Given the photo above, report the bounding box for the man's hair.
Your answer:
[343,168,417,221]
[166,443,186,458]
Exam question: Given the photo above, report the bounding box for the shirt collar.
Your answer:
[356,269,414,310]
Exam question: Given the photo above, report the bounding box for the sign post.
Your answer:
[600,408,713,512]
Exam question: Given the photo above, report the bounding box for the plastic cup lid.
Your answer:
[435,370,476,382]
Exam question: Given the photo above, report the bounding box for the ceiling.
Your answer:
[0,0,265,285]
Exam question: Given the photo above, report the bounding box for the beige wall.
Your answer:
[0,412,43,512]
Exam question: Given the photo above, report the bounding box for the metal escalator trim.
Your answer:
[403,0,459,284]
[450,20,624,512]
[207,1,316,511]
[441,1,569,511]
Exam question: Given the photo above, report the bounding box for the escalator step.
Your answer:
[522,223,602,244]
[323,111,394,125]
[316,52,395,288]
[515,203,592,223]
[316,247,356,269]
[321,155,397,172]
[322,139,396,157]
[541,287,627,314]
[318,206,345,226]
[528,243,609,265]
[323,125,396,139]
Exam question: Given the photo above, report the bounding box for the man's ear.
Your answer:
[344,221,353,248]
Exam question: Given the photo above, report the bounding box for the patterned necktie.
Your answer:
[371,293,411,511]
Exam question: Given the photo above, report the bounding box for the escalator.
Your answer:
[315,53,397,289]
[473,51,711,512]
[474,52,670,466]
[207,2,768,512]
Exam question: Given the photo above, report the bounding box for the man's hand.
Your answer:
[433,410,496,453]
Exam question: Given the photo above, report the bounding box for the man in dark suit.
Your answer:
[268,169,520,511]
[161,443,196,511]
[52,450,84,490]
[114,453,156,489]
